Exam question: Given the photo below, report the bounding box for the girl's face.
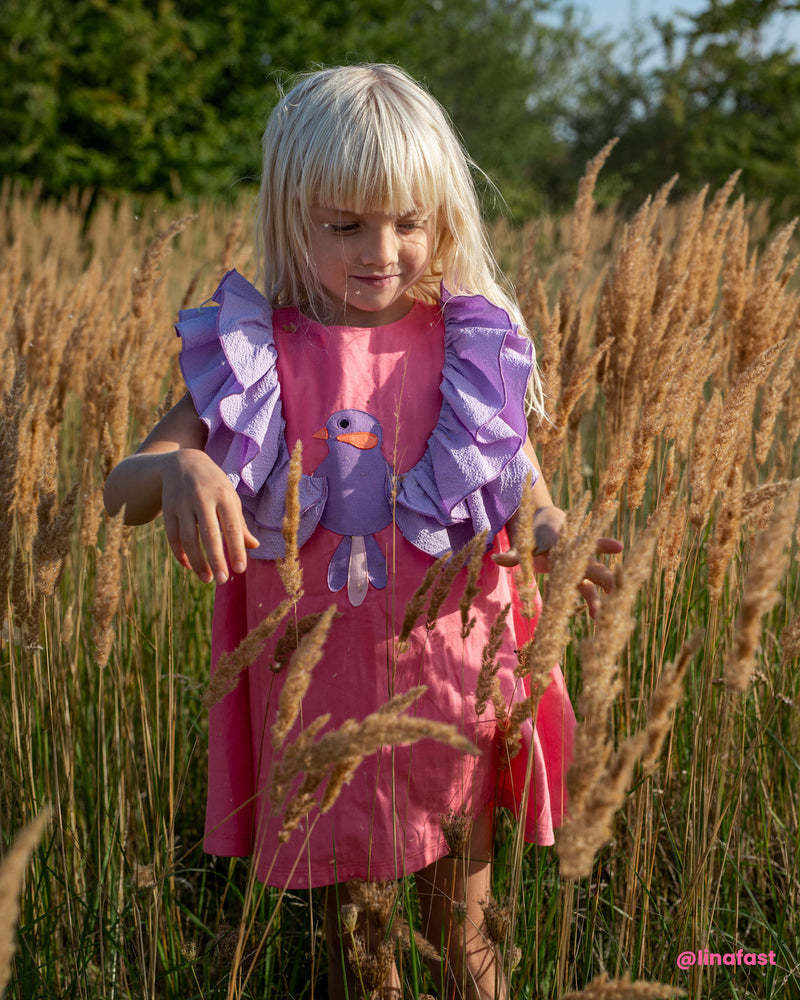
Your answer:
[307,206,434,326]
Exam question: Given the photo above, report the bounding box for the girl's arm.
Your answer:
[493,437,621,617]
[104,392,259,584]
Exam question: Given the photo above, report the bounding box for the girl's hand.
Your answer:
[160,449,260,584]
[105,393,259,583]
[492,505,622,619]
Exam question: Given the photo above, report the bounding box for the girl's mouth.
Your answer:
[352,275,398,287]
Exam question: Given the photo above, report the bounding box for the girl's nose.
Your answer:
[360,224,397,265]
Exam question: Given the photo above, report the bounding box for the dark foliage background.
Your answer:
[2,0,800,216]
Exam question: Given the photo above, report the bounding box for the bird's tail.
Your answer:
[347,535,369,607]
[327,534,387,606]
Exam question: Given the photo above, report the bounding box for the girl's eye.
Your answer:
[321,217,427,236]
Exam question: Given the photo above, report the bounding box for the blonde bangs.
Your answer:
[293,71,450,222]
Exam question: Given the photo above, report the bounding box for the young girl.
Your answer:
[106,64,617,999]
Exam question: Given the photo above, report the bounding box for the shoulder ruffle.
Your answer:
[176,272,535,561]
[175,270,326,559]
[392,288,537,555]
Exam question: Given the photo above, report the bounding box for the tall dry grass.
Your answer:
[0,165,798,999]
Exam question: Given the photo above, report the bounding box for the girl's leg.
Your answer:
[414,806,508,1000]
[323,881,402,1000]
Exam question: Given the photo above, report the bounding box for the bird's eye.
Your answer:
[339,418,350,429]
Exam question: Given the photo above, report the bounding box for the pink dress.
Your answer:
[177,271,575,889]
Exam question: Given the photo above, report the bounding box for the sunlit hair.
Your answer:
[255,63,544,416]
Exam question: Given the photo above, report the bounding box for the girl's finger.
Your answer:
[595,537,623,555]
[173,499,216,583]
[197,513,231,584]
[491,547,521,567]
[166,498,214,581]
[584,558,616,593]
[163,512,193,572]
[218,505,253,576]
[578,579,601,619]
[179,520,214,583]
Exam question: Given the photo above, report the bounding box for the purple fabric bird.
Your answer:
[312,408,393,606]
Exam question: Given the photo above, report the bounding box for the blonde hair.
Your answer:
[255,63,544,416]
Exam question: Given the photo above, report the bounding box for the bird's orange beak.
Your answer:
[313,427,328,440]
[336,431,378,449]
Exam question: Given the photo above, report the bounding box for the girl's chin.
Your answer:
[327,289,415,327]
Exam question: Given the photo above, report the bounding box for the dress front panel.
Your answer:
[199,296,570,889]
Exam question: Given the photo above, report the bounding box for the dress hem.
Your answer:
[205,791,502,890]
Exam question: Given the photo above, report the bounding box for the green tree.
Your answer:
[1,0,217,194]
[396,1,614,215]
[567,0,800,213]
[0,0,612,212]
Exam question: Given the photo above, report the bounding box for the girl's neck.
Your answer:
[319,290,418,328]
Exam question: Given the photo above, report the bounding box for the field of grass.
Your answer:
[0,156,799,999]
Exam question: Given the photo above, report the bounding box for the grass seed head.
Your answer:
[0,809,50,995]
[33,450,79,598]
[707,468,743,602]
[426,544,470,630]
[480,894,510,944]
[512,474,537,614]
[348,879,398,931]
[568,511,665,816]
[202,594,296,708]
[561,138,619,317]
[397,549,451,650]
[641,631,703,772]
[724,482,800,691]
[346,934,395,992]
[439,808,472,857]
[460,529,488,638]
[558,731,648,879]
[689,389,722,527]
[781,610,800,667]
[269,713,330,811]
[707,341,785,505]
[755,329,799,464]
[559,971,686,999]
[131,215,196,318]
[271,603,337,750]
[274,685,475,826]
[131,862,157,892]
[276,440,303,599]
[91,513,130,666]
[522,493,600,684]
[272,609,340,673]
[475,602,510,714]
[340,903,360,935]
[394,920,440,963]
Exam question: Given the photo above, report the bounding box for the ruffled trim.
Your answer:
[176,270,326,559]
[176,271,536,560]
[392,287,537,555]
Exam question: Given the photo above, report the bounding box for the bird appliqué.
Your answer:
[312,408,393,606]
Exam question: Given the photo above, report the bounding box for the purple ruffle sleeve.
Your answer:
[175,271,536,560]
[392,288,537,555]
[176,270,327,559]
